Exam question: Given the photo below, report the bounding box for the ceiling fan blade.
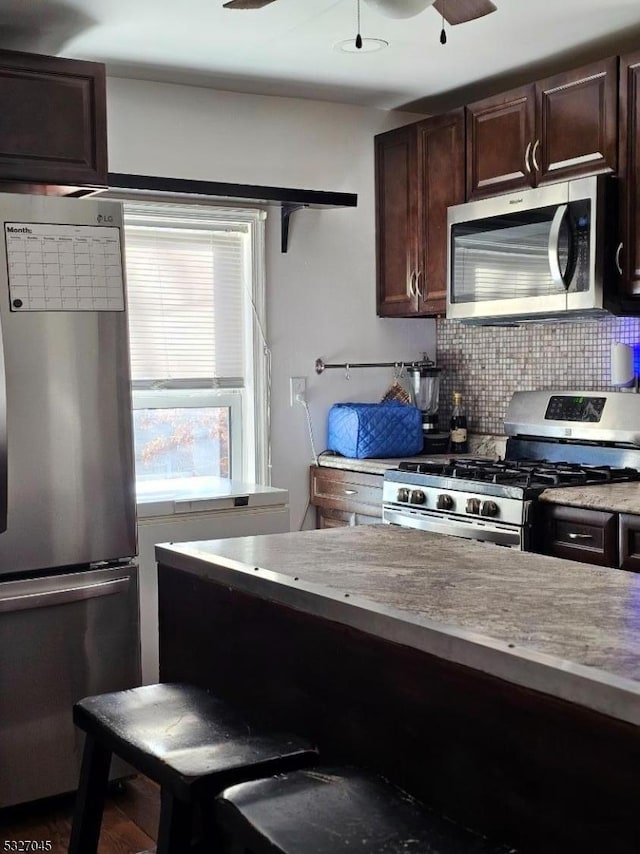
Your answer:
[223,0,278,9]
[432,0,496,25]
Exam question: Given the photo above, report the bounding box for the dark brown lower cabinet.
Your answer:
[619,513,640,572]
[537,504,618,567]
[310,465,383,529]
[537,504,640,572]
[317,507,351,528]
[316,507,381,528]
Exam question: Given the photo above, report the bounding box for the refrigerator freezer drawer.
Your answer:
[0,563,141,807]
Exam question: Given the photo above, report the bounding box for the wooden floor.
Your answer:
[0,776,160,854]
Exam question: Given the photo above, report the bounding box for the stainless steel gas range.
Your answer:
[383,390,640,550]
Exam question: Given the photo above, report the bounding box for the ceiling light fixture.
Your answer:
[336,0,389,54]
[363,0,435,19]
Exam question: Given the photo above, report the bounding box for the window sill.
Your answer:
[136,476,288,518]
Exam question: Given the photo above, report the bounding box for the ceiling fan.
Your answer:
[222,0,497,26]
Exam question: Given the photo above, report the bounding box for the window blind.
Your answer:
[123,203,248,387]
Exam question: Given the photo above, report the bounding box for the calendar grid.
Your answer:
[5,222,125,312]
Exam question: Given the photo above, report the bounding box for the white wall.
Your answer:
[107,78,435,528]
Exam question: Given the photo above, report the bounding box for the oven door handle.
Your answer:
[382,507,522,548]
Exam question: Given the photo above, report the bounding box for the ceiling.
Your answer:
[3,0,640,111]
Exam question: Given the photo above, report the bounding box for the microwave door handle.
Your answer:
[548,204,573,291]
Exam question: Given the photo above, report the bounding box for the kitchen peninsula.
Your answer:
[157,525,640,854]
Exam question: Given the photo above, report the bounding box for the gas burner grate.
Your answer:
[396,458,640,489]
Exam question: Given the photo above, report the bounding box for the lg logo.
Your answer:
[97,214,114,223]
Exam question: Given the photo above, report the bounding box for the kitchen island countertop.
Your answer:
[156,524,640,726]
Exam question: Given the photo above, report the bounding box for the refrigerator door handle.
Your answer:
[0,577,130,613]
[0,306,6,534]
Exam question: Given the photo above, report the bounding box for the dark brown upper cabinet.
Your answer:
[375,123,417,317]
[618,51,640,298]
[465,85,534,199]
[375,109,465,317]
[0,49,107,191]
[466,58,618,200]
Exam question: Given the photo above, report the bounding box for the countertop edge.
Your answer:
[156,543,640,727]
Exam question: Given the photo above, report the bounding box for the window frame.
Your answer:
[118,198,269,488]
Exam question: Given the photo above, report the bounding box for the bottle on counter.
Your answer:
[449,391,468,454]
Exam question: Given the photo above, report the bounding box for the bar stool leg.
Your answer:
[200,795,226,854]
[68,735,112,854]
[156,787,195,854]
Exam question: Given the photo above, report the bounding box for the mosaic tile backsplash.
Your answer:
[436,316,640,436]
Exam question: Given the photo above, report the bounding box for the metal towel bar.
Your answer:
[315,357,430,376]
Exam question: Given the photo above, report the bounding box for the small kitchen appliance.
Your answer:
[406,355,448,454]
[383,390,640,549]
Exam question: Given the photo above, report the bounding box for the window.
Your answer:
[122,201,268,499]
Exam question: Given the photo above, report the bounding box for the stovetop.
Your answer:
[397,458,640,491]
[383,390,640,544]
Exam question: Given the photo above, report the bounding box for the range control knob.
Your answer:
[437,494,454,511]
[466,498,481,515]
[397,488,410,503]
[410,489,426,505]
[481,500,499,518]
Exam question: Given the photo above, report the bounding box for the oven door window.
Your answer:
[450,202,585,305]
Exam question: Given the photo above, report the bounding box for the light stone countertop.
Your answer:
[156,525,640,727]
[539,482,640,514]
[316,434,507,476]
[316,454,441,475]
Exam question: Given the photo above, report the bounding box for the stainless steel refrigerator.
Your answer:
[0,193,140,807]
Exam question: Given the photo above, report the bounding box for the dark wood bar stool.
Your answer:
[215,766,518,854]
[68,683,318,854]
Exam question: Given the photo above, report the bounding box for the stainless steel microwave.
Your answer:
[446,176,615,324]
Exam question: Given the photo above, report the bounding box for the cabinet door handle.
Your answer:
[615,241,623,276]
[406,271,416,298]
[524,141,532,174]
[415,270,424,300]
[531,138,541,172]
[343,489,358,495]
[567,532,592,540]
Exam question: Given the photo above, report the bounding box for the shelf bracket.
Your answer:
[281,203,307,253]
